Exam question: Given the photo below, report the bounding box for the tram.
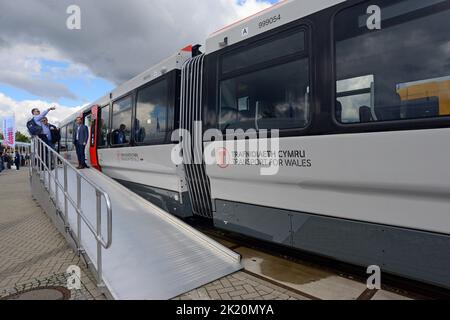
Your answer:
[59,0,450,289]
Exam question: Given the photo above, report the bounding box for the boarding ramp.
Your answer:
[29,137,242,300]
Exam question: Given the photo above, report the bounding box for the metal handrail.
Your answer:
[31,137,112,286]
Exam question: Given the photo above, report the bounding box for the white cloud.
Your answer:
[0,0,275,86]
[231,0,274,19]
[0,0,276,134]
[0,42,91,100]
[0,93,82,135]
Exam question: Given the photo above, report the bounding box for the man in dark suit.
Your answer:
[73,117,89,169]
[39,117,57,150]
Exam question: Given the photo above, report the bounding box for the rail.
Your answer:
[30,136,113,287]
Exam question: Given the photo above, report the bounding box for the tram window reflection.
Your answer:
[220,59,310,131]
[135,79,169,145]
[99,105,110,147]
[67,122,74,151]
[60,125,67,152]
[335,0,450,124]
[337,75,374,124]
[112,96,132,146]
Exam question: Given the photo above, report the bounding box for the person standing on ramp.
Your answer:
[73,117,89,169]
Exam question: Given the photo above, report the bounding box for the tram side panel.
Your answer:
[198,0,450,289]
[97,145,193,218]
[204,129,450,288]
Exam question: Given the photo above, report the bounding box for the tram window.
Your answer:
[60,126,67,151]
[98,105,110,147]
[67,122,74,151]
[335,0,450,124]
[135,80,169,145]
[222,31,305,74]
[84,114,92,128]
[63,126,68,150]
[238,97,249,112]
[337,75,374,123]
[111,95,132,146]
[220,59,310,131]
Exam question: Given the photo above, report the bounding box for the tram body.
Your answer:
[59,0,450,289]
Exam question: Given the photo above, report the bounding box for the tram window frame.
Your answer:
[134,76,173,147]
[221,30,306,75]
[60,125,67,152]
[98,104,111,149]
[67,121,75,152]
[332,0,450,130]
[216,25,313,137]
[111,94,134,147]
[63,125,69,151]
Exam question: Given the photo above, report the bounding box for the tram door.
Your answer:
[88,105,101,171]
[84,112,92,166]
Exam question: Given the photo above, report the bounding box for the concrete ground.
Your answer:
[0,168,416,300]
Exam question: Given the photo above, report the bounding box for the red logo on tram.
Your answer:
[216,148,230,169]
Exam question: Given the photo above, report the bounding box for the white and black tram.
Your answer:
[59,0,450,289]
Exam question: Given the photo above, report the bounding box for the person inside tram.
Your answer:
[99,119,107,145]
[134,119,146,143]
[359,106,374,123]
[113,124,129,145]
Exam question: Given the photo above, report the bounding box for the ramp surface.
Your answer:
[46,168,241,300]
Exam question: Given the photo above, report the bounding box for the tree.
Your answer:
[15,131,31,143]
[0,133,3,140]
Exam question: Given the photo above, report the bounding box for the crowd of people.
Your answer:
[0,149,30,173]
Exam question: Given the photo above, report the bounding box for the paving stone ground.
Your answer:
[0,169,105,300]
[1,168,313,300]
[175,272,310,300]
[1,167,419,301]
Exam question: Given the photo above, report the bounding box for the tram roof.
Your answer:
[205,0,345,54]
[110,48,192,100]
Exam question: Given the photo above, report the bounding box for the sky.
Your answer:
[0,0,279,133]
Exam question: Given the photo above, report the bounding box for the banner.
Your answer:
[2,115,15,148]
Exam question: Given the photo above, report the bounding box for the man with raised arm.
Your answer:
[32,106,56,127]
[27,107,56,169]
[28,106,56,138]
